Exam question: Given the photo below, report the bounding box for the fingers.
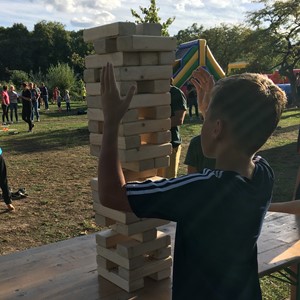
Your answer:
[124,85,136,108]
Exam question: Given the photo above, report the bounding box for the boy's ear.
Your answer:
[212,119,225,140]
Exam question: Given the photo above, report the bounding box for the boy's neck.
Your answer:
[215,149,255,179]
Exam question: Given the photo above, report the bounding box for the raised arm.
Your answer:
[269,200,300,215]
[98,63,136,212]
[190,67,214,119]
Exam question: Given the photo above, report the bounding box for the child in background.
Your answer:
[1,85,10,125]
[98,63,286,299]
[64,90,71,112]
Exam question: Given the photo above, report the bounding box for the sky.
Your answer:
[1,0,262,35]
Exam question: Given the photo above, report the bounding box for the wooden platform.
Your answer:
[1,214,300,300]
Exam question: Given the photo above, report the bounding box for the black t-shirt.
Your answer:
[127,156,273,300]
[22,89,32,107]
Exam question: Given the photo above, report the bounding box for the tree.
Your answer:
[131,0,175,36]
[175,23,204,45]
[247,0,300,105]
[46,63,76,95]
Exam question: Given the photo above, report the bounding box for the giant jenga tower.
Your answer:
[83,22,176,292]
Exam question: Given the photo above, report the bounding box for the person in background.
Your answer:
[57,88,62,112]
[53,86,59,105]
[187,83,199,121]
[20,82,34,132]
[1,85,10,125]
[184,134,216,174]
[8,85,18,123]
[40,83,49,110]
[29,82,40,122]
[64,90,71,112]
[0,148,14,211]
[157,79,187,178]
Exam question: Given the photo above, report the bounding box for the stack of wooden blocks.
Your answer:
[83,22,176,292]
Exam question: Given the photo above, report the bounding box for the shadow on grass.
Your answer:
[1,127,90,154]
[258,142,299,201]
[273,124,299,135]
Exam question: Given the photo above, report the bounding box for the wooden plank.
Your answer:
[119,119,171,136]
[139,52,159,65]
[93,197,140,225]
[93,37,118,54]
[141,131,171,144]
[86,93,170,110]
[118,143,172,162]
[83,22,136,42]
[96,248,144,270]
[112,219,170,236]
[90,133,141,150]
[96,230,131,248]
[96,255,118,271]
[114,65,173,81]
[84,68,100,83]
[87,108,139,123]
[97,265,144,292]
[131,228,157,243]
[86,81,137,96]
[116,231,171,258]
[149,245,172,259]
[85,53,139,69]
[95,214,116,226]
[138,106,171,119]
[155,156,170,169]
[123,168,157,182]
[148,268,172,281]
[159,51,176,65]
[136,23,162,36]
[137,80,170,93]
[88,120,103,134]
[116,36,177,52]
[118,257,172,281]
[122,159,155,172]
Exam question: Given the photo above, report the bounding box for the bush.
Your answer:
[10,70,30,89]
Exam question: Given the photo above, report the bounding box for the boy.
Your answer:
[98,63,286,299]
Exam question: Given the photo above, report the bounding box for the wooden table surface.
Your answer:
[1,212,300,300]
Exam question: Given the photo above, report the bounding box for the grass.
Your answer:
[0,102,299,299]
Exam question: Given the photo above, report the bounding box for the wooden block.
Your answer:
[90,143,172,161]
[141,131,171,144]
[118,143,172,163]
[90,144,101,157]
[83,22,136,42]
[87,108,139,123]
[136,23,162,36]
[97,265,144,292]
[122,159,155,172]
[87,93,170,109]
[86,82,100,96]
[118,81,137,96]
[116,36,177,52]
[155,156,170,169]
[130,93,171,109]
[131,228,157,242]
[90,177,98,191]
[159,51,176,65]
[139,52,159,65]
[138,106,171,119]
[95,213,116,226]
[149,245,172,259]
[116,231,171,258]
[114,65,173,81]
[93,37,117,54]
[85,53,139,69]
[97,246,145,269]
[96,229,131,248]
[93,198,140,224]
[90,133,141,150]
[137,80,170,93]
[118,257,172,281]
[83,68,100,83]
[148,267,171,281]
[88,120,103,134]
[87,96,101,109]
[96,255,118,271]
[112,219,170,236]
[123,169,157,182]
[119,119,171,136]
